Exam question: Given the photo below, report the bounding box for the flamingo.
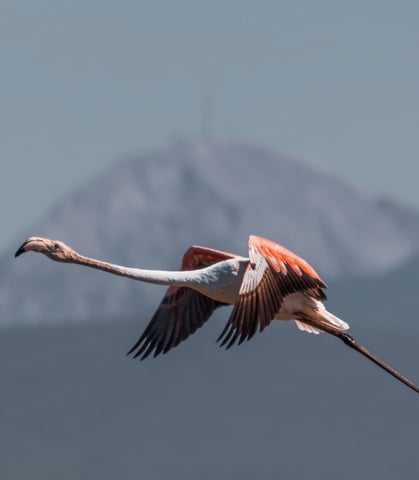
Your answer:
[15,234,419,394]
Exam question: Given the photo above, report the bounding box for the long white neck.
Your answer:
[65,252,246,304]
[70,253,200,287]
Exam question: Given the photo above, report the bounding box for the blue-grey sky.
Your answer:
[1,0,419,251]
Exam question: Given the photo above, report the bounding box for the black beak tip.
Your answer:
[14,243,27,258]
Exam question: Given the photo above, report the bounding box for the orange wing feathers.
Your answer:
[249,235,326,286]
[180,245,241,270]
[217,236,327,348]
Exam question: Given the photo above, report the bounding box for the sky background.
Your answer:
[1,0,419,252]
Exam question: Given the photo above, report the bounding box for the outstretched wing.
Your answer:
[127,246,240,360]
[217,235,327,348]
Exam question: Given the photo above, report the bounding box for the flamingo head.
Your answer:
[14,237,76,262]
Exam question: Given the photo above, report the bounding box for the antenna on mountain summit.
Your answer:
[201,94,214,141]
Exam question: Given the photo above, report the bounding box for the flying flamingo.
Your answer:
[15,234,419,394]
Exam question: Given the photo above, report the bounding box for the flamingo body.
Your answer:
[14,234,419,394]
[14,235,348,356]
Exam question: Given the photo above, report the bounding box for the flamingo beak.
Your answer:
[15,240,29,258]
[14,238,36,258]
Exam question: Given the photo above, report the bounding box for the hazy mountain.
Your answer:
[2,139,419,325]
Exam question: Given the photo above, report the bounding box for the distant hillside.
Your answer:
[2,139,419,325]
